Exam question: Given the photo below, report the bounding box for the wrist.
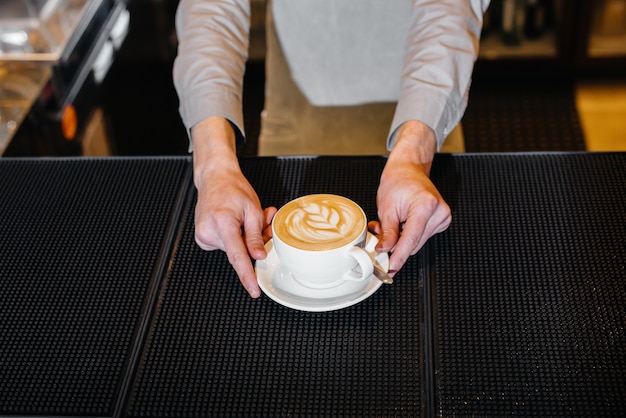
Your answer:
[388,120,437,172]
[191,116,240,187]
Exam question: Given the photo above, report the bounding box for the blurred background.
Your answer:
[1,0,625,158]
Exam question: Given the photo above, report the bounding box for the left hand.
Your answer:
[370,121,452,276]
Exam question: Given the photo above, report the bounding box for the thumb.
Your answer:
[375,216,400,253]
[263,206,277,243]
[243,211,267,261]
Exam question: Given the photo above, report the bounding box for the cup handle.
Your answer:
[343,246,374,282]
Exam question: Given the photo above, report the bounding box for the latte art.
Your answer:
[287,202,354,241]
[273,195,365,251]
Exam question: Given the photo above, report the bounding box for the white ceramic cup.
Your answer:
[271,194,374,289]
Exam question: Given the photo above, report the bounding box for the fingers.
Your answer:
[196,206,278,299]
[262,207,277,243]
[222,222,262,299]
[194,195,273,298]
[387,200,451,274]
[194,207,260,298]
[243,208,268,261]
[190,118,270,298]
[243,206,277,261]
[374,221,400,255]
[367,220,381,235]
[374,172,451,276]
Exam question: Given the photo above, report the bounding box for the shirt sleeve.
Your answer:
[388,0,491,151]
[173,0,250,151]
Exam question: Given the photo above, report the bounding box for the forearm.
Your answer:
[389,0,490,150]
[174,0,251,149]
[190,116,269,298]
[376,119,451,269]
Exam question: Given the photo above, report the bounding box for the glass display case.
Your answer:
[0,0,129,156]
[0,63,51,154]
[0,0,92,61]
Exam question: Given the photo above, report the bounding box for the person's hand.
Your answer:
[191,117,276,298]
[370,120,451,276]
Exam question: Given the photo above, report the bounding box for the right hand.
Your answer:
[191,117,276,298]
[370,121,451,276]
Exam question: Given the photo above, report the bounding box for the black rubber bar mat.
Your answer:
[0,158,189,417]
[3,155,623,417]
[429,153,626,416]
[125,157,426,417]
[462,80,587,152]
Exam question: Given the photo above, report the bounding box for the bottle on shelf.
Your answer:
[501,0,526,46]
[524,0,547,39]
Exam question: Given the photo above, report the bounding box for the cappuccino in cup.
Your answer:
[272,194,374,289]
[272,194,365,251]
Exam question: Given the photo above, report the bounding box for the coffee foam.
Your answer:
[273,194,365,251]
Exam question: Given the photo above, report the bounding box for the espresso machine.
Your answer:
[0,0,129,156]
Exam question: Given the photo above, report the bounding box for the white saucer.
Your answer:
[256,233,389,312]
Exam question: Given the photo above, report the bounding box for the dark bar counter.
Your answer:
[0,154,624,417]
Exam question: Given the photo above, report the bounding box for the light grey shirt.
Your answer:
[174,0,489,151]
